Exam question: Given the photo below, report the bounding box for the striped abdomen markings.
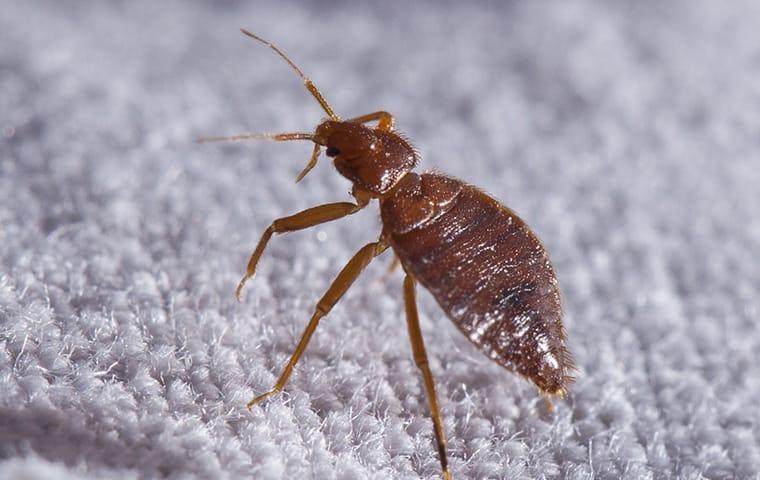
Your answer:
[382,173,572,394]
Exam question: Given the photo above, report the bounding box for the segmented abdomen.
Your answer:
[383,174,572,394]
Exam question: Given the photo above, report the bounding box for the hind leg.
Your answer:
[403,273,451,480]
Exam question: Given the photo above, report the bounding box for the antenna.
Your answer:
[197,132,314,144]
[197,31,335,183]
[240,29,339,120]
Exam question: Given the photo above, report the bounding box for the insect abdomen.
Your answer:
[382,173,572,394]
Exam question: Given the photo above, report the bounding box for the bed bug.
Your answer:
[199,29,574,480]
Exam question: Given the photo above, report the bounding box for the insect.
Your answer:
[199,29,574,480]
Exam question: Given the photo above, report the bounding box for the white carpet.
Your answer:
[2,1,760,479]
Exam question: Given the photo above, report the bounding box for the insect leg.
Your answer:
[295,143,321,183]
[387,254,401,274]
[248,240,388,409]
[345,111,395,131]
[403,274,451,480]
[236,199,368,300]
[379,254,401,284]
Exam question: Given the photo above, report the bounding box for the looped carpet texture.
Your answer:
[1,1,759,478]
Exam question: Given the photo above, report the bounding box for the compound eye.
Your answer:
[325,146,340,157]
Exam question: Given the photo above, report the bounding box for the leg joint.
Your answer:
[415,358,431,371]
[314,302,329,317]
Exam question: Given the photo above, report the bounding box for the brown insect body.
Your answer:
[320,121,572,395]
[315,120,418,195]
[201,30,573,480]
[382,172,571,395]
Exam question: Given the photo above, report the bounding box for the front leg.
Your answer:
[345,111,395,131]
[236,199,367,300]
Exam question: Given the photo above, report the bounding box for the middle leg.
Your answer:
[247,240,388,409]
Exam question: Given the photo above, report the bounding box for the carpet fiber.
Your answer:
[2,1,760,479]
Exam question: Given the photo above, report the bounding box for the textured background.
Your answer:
[2,1,760,479]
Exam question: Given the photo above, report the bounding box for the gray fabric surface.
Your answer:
[2,1,760,479]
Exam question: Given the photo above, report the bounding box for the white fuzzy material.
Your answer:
[2,1,759,479]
